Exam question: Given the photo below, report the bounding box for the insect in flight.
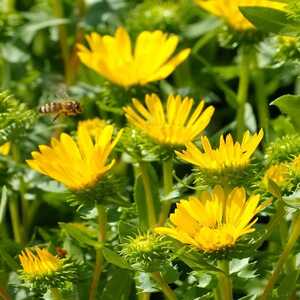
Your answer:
[39,100,83,121]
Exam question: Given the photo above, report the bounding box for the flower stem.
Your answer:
[260,212,300,300]
[217,260,233,300]
[9,196,23,245]
[256,199,286,249]
[138,293,150,300]
[253,59,269,144]
[51,0,71,84]
[151,272,177,300]
[139,162,157,228]
[50,288,62,300]
[158,158,173,226]
[89,204,106,300]
[236,45,251,141]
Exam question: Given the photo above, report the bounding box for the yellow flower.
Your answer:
[78,118,106,138]
[26,124,123,190]
[123,94,214,146]
[194,0,287,31]
[156,186,270,252]
[19,248,62,279]
[176,130,263,172]
[77,27,191,87]
[0,142,10,156]
[263,164,289,188]
[291,154,300,174]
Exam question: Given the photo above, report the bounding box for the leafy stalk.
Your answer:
[260,212,300,300]
[158,158,173,225]
[151,272,177,300]
[89,205,106,300]
[217,260,232,300]
[236,46,251,141]
[139,162,157,228]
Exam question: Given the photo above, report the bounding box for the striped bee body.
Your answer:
[39,100,82,120]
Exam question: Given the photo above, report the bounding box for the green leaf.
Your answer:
[277,270,299,300]
[0,245,19,271]
[134,163,161,229]
[59,222,102,249]
[99,267,133,300]
[239,6,294,34]
[0,186,8,224]
[103,247,131,270]
[271,94,300,130]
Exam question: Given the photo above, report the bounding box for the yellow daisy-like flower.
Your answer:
[291,154,300,173]
[194,0,287,31]
[155,185,270,252]
[19,248,62,279]
[263,164,289,188]
[78,118,106,138]
[26,124,123,190]
[123,94,215,146]
[0,142,10,156]
[77,27,191,87]
[176,130,263,172]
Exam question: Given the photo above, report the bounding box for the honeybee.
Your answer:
[39,100,83,120]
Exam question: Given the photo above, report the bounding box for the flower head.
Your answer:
[156,186,270,252]
[291,154,300,173]
[120,232,171,272]
[194,0,287,31]
[263,164,289,188]
[77,27,191,87]
[78,118,106,138]
[26,124,123,190]
[0,142,10,156]
[19,248,62,280]
[19,247,76,291]
[176,130,263,172]
[124,94,214,146]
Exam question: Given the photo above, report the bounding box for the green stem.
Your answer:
[260,212,300,300]
[139,162,157,228]
[9,196,23,244]
[158,158,173,226]
[2,0,15,13]
[217,260,232,300]
[151,272,177,300]
[89,205,106,300]
[51,0,71,84]
[236,46,251,141]
[50,288,62,300]
[253,56,269,144]
[138,293,150,300]
[256,199,286,249]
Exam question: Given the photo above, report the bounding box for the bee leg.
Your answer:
[53,113,61,121]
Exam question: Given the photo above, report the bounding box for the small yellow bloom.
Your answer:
[26,124,123,190]
[77,27,191,87]
[19,248,62,279]
[194,0,287,31]
[176,130,263,172]
[263,164,289,188]
[156,186,270,252]
[0,142,10,156]
[78,118,106,138]
[291,154,300,173]
[124,94,214,146]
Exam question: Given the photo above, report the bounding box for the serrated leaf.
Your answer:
[103,247,131,270]
[59,222,101,249]
[271,94,300,130]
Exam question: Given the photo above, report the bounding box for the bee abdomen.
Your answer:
[39,102,62,114]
